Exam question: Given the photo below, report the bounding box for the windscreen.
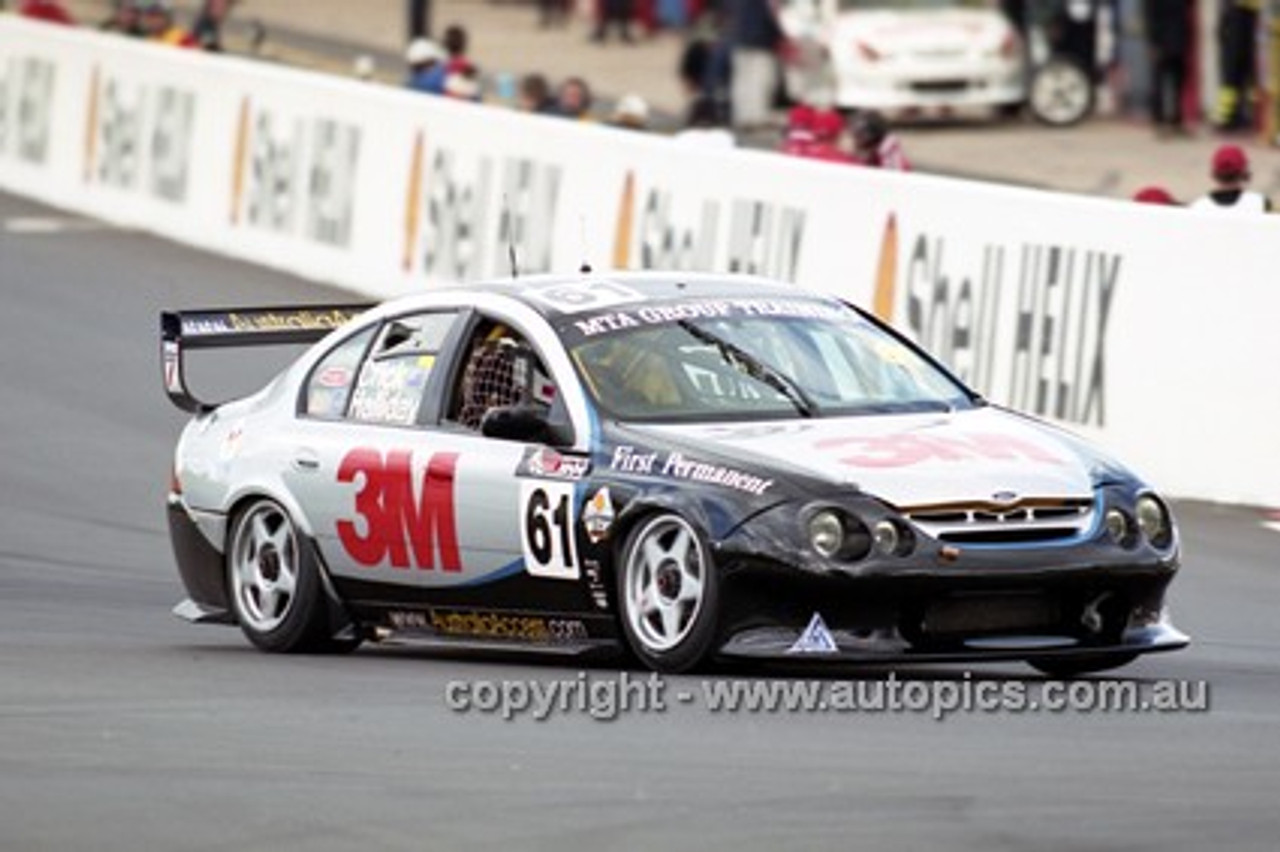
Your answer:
[564,298,972,422]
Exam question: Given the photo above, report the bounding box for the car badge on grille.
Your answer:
[990,490,1019,506]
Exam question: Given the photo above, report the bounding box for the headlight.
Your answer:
[1104,508,1133,547]
[1135,495,1173,549]
[806,509,872,561]
[872,519,914,557]
[808,510,844,558]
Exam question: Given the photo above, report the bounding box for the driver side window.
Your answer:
[448,318,557,432]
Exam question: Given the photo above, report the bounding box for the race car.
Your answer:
[161,273,1187,675]
[778,0,1026,115]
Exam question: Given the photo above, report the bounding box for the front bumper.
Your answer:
[713,539,1184,664]
[834,62,1025,110]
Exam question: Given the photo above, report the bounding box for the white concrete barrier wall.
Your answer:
[3,16,1278,507]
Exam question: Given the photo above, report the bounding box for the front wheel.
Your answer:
[1028,652,1138,678]
[227,498,358,653]
[618,513,719,673]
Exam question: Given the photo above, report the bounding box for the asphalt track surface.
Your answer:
[1,190,1278,851]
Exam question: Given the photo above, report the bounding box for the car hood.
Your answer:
[628,407,1098,508]
[833,9,1009,54]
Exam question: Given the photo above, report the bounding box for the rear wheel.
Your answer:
[1027,57,1094,127]
[1029,652,1138,678]
[228,498,357,653]
[618,513,718,673]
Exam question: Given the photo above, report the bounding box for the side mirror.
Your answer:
[480,404,573,446]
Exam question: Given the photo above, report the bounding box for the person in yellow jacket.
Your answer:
[1214,0,1261,131]
[138,0,198,48]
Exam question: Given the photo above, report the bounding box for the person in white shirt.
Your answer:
[673,96,736,148]
[1191,144,1272,213]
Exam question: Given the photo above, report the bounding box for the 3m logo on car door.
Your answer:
[334,447,462,572]
[321,441,528,587]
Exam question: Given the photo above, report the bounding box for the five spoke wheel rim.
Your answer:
[231,502,299,633]
[1033,63,1089,125]
[624,516,706,653]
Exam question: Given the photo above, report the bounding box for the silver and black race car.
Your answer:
[161,272,1187,675]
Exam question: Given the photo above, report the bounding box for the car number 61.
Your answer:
[520,481,580,580]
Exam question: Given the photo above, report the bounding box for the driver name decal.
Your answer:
[336,448,461,570]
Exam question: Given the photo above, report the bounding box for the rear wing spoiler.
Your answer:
[161,304,373,413]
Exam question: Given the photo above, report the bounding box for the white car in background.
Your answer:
[779,0,1027,115]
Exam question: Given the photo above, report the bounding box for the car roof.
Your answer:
[376,271,832,321]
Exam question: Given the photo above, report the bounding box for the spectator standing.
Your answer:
[1049,0,1099,74]
[1213,0,1261,131]
[418,24,471,95]
[405,37,444,92]
[592,0,635,44]
[1142,0,1192,136]
[137,1,196,47]
[849,110,910,171]
[555,77,595,120]
[1190,143,1272,212]
[192,0,233,51]
[679,11,731,127]
[725,0,782,131]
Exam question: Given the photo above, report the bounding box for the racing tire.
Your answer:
[1028,652,1139,678]
[1026,57,1094,127]
[617,513,719,674]
[227,498,358,654]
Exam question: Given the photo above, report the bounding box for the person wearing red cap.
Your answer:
[805,109,853,164]
[1191,144,1272,213]
[1132,186,1178,205]
[779,105,817,157]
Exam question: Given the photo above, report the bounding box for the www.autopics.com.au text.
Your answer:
[443,671,1210,722]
